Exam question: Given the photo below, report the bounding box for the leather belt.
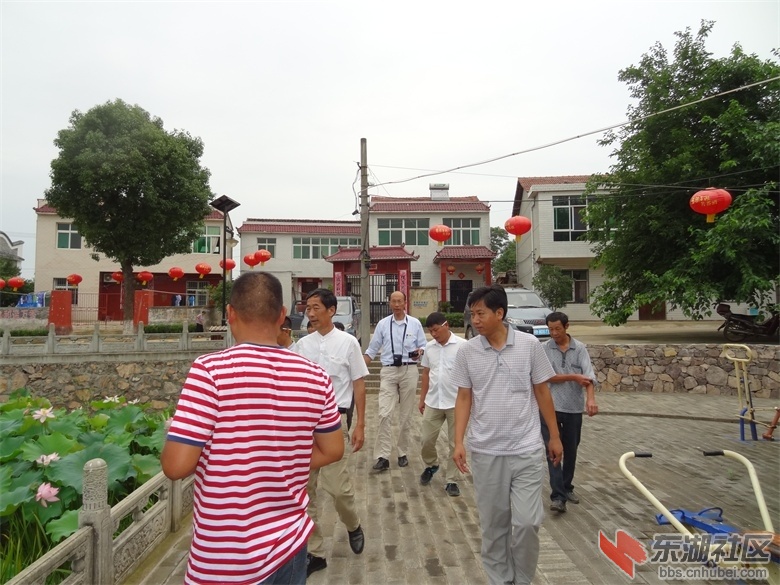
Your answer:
[383,363,417,367]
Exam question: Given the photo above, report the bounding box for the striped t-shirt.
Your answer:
[167,343,341,584]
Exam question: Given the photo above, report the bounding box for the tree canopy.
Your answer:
[46,99,213,321]
[532,265,574,311]
[585,22,780,325]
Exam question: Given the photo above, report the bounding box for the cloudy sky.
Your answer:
[1,1,777,279]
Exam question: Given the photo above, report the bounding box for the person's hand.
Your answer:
[574,374,591,387]
[586,397,598,417]
[418,400,425,414]
[350,424,365,453]
[453,444,469,474]
[547,436,563,466]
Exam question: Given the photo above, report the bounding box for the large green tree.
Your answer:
[46,99,213,323]
[585,22,780,325]
[532,265,574,311]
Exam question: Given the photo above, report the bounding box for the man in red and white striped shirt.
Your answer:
[161,272,344,585]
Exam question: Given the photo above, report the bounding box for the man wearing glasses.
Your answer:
[540,311,598,514]
[276,316,296,350]
[418,312,465,497]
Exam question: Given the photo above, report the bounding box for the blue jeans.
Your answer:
[540,411,582,502]
[261,545,307,584]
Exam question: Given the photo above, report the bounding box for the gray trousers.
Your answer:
[470,451,545,585]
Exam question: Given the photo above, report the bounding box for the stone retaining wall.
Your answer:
[1,344,777,408]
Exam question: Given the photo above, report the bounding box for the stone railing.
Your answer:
[6,459,194,585]
[1,322,233,357]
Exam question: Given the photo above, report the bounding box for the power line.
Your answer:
[369,76,780,188]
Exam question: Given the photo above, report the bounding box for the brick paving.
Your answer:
[126,391,779,585]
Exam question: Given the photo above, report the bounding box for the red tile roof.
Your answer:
[370,196,490,213]
[324,245,420,262]
[432,245,496,262]
[238,219,360,235]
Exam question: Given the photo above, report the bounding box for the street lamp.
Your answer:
[209,195,241,326]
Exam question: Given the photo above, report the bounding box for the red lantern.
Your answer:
[195,263,212,279]
[168,267,184,281]
[111,271,123,283]
[244,253,261,269]
[505,216,532,242]
[254,249,272,267]
[0,279,5,290]
[475,263,485,275]
[219,258,236,271]
[137,271,154,286]
[446,264,456,276]
[690,188,732,223]
[66,274,83,287]
[429,224,452,247]
[8,276,24,291]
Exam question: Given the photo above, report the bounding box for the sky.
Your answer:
[1,1,778,279]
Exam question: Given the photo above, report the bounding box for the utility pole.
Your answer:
[359,138,371,350]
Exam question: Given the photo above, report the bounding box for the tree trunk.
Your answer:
[121,262,136,335]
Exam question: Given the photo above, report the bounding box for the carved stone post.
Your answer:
[169,478,183,533]
[79,459,114,585]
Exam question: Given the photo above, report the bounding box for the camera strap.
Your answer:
[390,318,408,357]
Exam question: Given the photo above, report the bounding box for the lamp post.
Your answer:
[209,195,241,326]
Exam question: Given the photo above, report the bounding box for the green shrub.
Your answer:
[9,328,49,337]
[438,301,452,313]
[143,323,195,333]
[444,312,464,328]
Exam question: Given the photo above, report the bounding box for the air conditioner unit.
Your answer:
[103,274,115,283]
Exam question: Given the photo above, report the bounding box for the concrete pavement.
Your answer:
[125,390,779,585]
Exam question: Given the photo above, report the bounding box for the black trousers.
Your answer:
[540,411,583,502]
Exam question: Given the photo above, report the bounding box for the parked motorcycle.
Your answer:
[716,303,780,341]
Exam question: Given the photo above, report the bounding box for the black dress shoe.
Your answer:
[444,483,460,497]
[372,457,389,471]
[420,465,439,485]
[306,554,327,577]
[347,525,364,554]
[397,455,408,467]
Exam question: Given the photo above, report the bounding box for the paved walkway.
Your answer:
[126,392,779,585]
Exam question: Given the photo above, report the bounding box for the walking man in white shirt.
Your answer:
[364,290,427,471]
[418,312,465,497]
[294,288,368,577]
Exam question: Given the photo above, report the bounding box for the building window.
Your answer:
[185,280,211,306]
[411,272,421,287]
[562,269,589,303]
[552,196,590,241]
[56,223,82,249]
[256,238,276,258]
[192,225,221,254]
[377,219,429,246]
[292,237,360,259]
[53,278,78,304]
[443,218,480,245]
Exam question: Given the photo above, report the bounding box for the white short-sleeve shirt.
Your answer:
[420,333,465,410]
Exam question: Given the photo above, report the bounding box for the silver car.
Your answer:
[464,287,551,339]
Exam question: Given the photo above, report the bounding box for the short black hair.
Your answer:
[229,272,283,324]
[333,322,345,331]
[467,285,507,320]
[282,316,292,329]
[425,312,448,328]
[546,311,569,327]
[306,288,337,310]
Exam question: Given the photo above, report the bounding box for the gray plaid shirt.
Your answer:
[543,336,596,414]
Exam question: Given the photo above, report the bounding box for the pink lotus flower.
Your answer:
[35,483,60,507]
[32,408,55,423]
[36,453,60,466]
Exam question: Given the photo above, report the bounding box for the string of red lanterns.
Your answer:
[195,263,212,279]
[111,271,123,283]
[244,253,261,269]
[168,267,184,281]
[255,249,272,266]
[66,274,83,287]
[7,277,25,291]
[219,258,236,271]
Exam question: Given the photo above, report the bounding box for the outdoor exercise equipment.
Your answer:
[721,343,779,441]
[619,450,779,584]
